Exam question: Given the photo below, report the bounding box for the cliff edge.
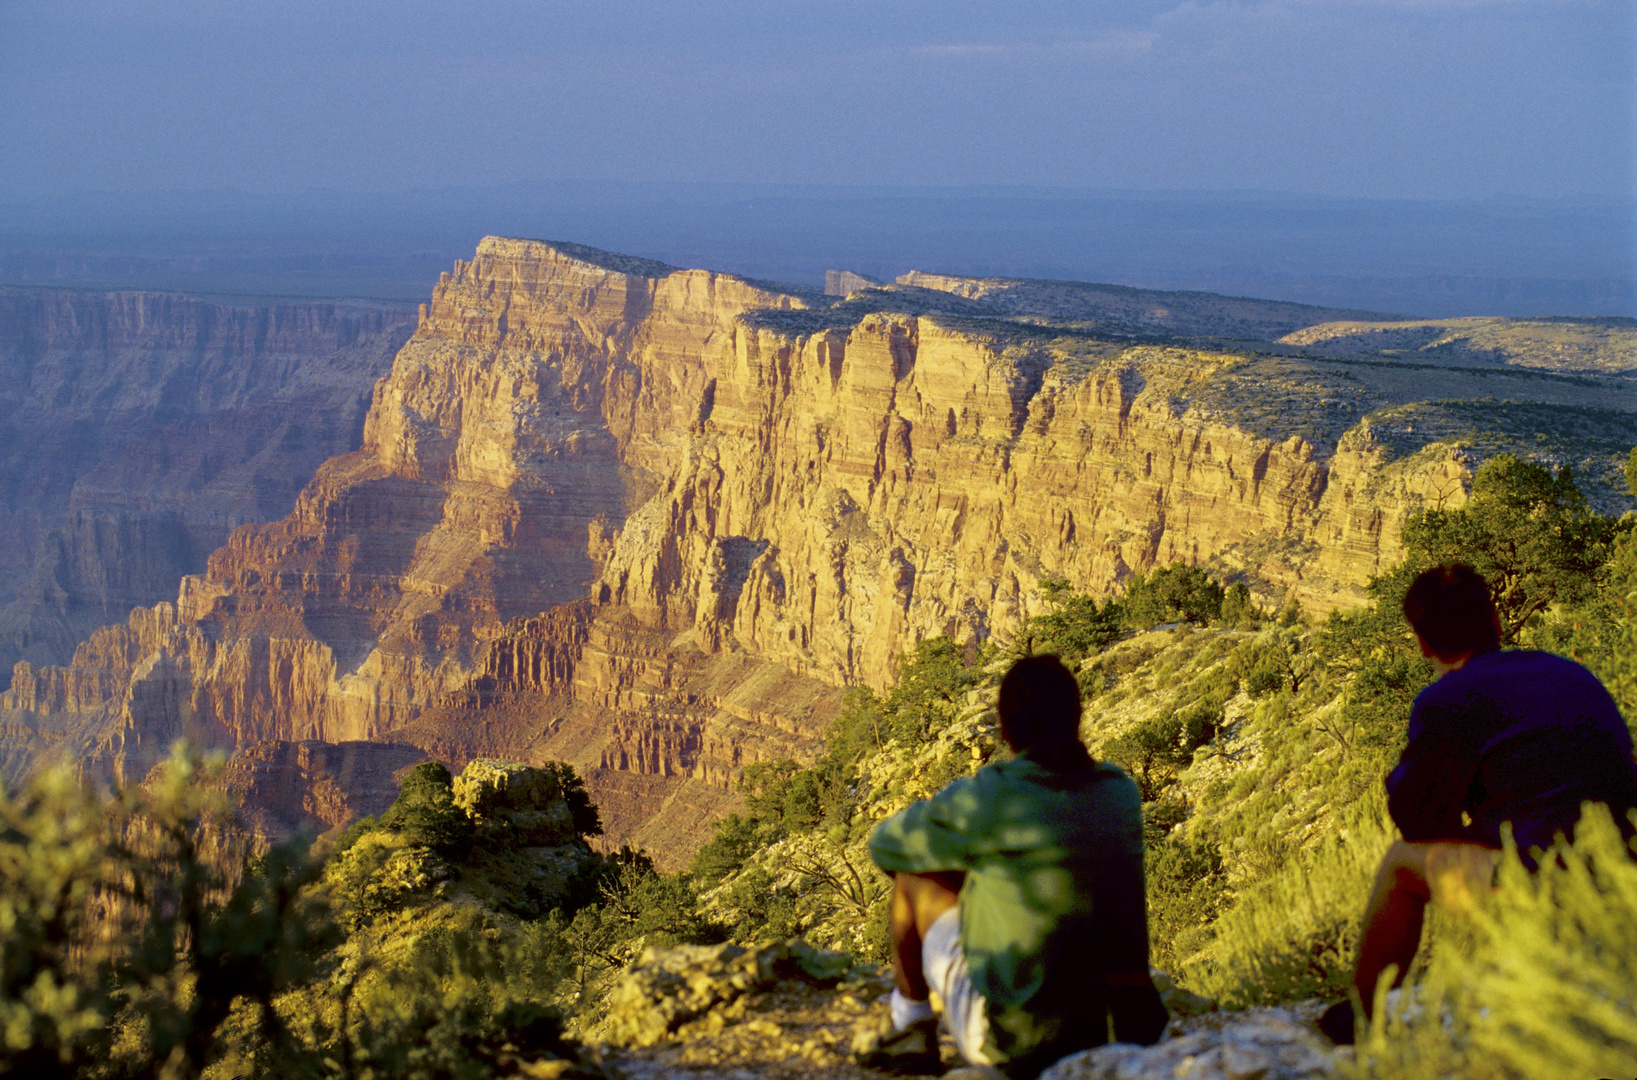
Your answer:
[3,239,1631,861]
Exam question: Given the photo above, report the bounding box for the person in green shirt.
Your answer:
[861,654,1169,1077]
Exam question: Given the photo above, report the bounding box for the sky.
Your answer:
[1,0,1634,201]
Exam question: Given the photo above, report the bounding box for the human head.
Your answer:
[1401,564,1501,660]
[997,654,1083,752]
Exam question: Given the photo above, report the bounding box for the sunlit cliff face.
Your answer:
[5,237,1629,860]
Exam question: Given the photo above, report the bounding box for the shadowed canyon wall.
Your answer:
[0,287,416,685]
[4,242,1631,862]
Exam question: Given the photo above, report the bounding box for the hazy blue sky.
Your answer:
[2,0,1633,200]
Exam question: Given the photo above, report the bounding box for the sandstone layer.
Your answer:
[3,240,1631,862]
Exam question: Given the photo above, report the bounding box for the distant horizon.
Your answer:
[4,182,1633,320]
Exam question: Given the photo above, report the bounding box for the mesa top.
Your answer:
[1387,649,1637,857]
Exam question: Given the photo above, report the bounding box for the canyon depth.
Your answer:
[3,239,1632,862]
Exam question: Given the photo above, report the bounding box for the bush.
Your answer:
[0,746,339,1080]
[1100,705,1218,802]
[1027,586,1125,661]
[689,813,762,886]
[1533,534,1637,732]
[346,913,579,1080]
[1146,836,1229,975]
[0,767,120,1076]
[1123,564,1225,629]
[1398,453,1617,642]
[379,762,474,856]
[1188,820,1393,1008]
[1220,581,1261,629]
[1357,806,1637,1080]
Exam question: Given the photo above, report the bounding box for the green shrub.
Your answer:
[1100,705,1218,802]
[0,767,120,1076]
[0,746,339,1080]
[379,762,474,856]
[689,813,762,886]
[1146,836,1229,975]
[1027,586,1125,662]
[1220,581,1261,629]
[1532,534,1637,731]
[346,911,577,1080]
[1398,453,1618,642]
[1123,564,1225,629]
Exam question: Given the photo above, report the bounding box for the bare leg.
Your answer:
[1352,840,1432,1016]
[890,870,964,1002]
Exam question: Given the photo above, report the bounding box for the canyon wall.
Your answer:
[6,240,1624,861]
[0,287,416,683]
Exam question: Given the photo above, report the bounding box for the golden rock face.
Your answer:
[8,237,1620,862]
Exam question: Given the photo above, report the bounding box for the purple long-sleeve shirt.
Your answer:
[1386,649,1637,859]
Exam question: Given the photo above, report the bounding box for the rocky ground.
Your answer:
[576,942,1345,1080]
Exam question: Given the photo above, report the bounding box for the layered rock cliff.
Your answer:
[0,286,415,683]
[3,241,1630,861]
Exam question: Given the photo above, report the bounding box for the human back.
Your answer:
[950,754,1147,1004]
[1322,563,1637,1046]
[958,753,1149,1069]
[865,654,1165,1076]
[1389,567,1637,858]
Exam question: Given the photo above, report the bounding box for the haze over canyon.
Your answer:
[2,238,1633,863]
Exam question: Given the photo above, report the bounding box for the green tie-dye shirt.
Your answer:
[868,751,1149,1069]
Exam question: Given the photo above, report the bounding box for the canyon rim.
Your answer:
[3,237,1633,863]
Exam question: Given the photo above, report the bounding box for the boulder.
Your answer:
[1040,1006,1340,1080]
[600,939,855,1048]
[452,759,577,846]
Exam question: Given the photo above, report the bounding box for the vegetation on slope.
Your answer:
[687,450,1637,1074]
[0,753,719,1078]
[2,450,1633,1078]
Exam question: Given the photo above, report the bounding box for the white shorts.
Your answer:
[923,907,998,1066]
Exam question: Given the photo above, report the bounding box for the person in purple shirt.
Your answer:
[1321,564,1637,1045]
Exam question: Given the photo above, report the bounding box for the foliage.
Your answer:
[1145,836,1229,976]
[0,747,719,1077]
[378,762,474,856]
[1355,806,1637,1080]
[328,769,716,1034]
[343,912,578,1080]
[1100,705,1219,802]
[1220,582,1261,629]
[688,813,762,888]
[1189,821,1393,1008]
[0,746,338,1080]
[0,767,121,1076]
[540,762,604,841]
[879,636,986,747]
[1122,564,1225,630]
[1398,453,1620,642]
[1532,534,1637,729]
[1025,585,1125,662]
[535,849,723,1022]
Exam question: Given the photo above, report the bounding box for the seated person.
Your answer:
[1322,564,1637,1044]
[863,654,1169,1077]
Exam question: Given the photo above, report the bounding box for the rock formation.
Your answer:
[0,286,415,681]
[217,738,429,846]
[2,239,1629,861]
